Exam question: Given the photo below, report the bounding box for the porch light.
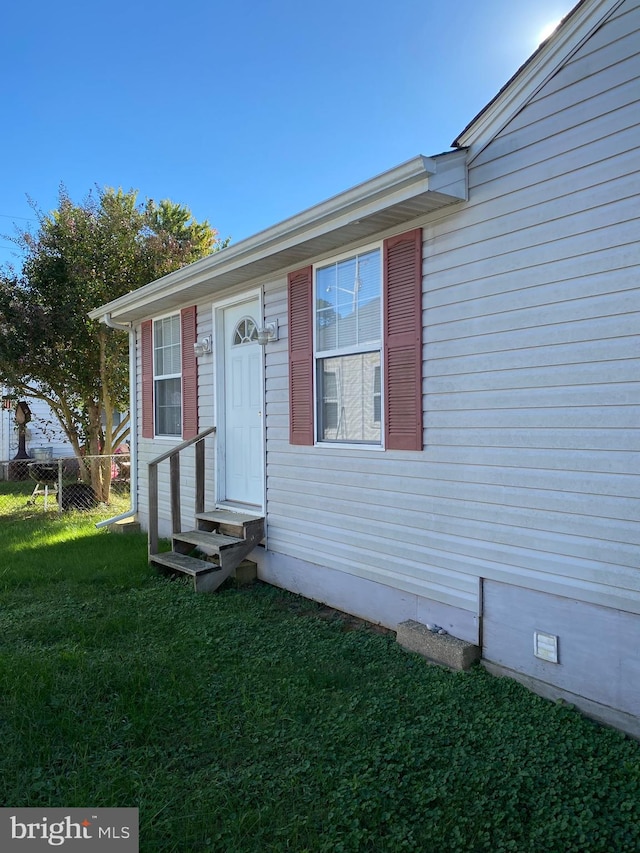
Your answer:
[257,321,278,346]
[193,336,212,357]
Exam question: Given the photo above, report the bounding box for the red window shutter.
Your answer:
[181,306,198,440]
[288,266,314,446]
[383,228,423,451]
[141,319,154,439]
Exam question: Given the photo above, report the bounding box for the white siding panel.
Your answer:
[138,438,208,536]
[266,527,478,612]
[468,104,639,198]
[266,470,638,569]
[426,262,638,324]
[268,448,639,500]
[426,314,639,358]
[455,149,640,250]
[424,224,637,301]
[22,398,75,458]
[483,581,640,719]
[267,505,477,594]
[427,383,638,413]
[443,123,639,233]
[425,197,639,281]
[534,12,640,100]
[424,221,638,300]
[262,0,640,627]
[426,427,637,452]
[425,406,636,432]
[135,306,217,538]
[426,337,637,379]
[196,302,215,429]
[481,67,639,166]
[426,360,637,393]
[507,68,639,143]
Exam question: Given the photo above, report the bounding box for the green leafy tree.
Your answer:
[0,186,227,501]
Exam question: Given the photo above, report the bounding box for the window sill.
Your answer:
[314,441,385,452]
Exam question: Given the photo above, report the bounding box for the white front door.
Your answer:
[221,298,263,507]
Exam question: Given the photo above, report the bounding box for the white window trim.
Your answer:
[153,312,182,438]
[312,241,385,448]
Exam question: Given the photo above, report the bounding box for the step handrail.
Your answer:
[148,426,216,557]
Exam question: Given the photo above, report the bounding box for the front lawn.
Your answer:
[0,513,638,852]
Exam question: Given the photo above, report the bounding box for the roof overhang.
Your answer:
[89,150,467,324]
[453,0,624,159]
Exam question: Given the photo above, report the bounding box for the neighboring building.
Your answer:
[0,388,126,464]
[91,0,640,736]
[0,388,74,462]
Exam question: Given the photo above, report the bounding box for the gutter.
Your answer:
[87,153,465,323]
[95,313,138,528]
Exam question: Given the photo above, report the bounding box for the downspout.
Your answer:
[95,313,138,528]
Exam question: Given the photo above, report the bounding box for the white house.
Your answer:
[0,388,74,463]
[91,0,640,737]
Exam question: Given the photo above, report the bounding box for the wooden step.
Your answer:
[172,529,243,555]
[196,509,264,539]
[150,550,230,593]
[150,510,264,594]
[196,509,262,526]
[150,551,219,577]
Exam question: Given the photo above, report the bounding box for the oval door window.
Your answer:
[232,317,258,345]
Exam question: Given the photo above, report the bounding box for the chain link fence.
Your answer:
[0,453,131,519]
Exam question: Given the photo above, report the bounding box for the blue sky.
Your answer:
[1,0,576,267]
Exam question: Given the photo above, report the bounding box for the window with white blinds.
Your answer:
[153,314,182,436]
[315,247,382,444]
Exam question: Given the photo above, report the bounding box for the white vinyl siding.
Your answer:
[419,0,640,608]
[263,0,640,619]
[263,277,479,614]
[136,306,215,537]
[132,0,639,634]
[483,581,640,720]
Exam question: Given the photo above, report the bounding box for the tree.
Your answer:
[0,186,226,501]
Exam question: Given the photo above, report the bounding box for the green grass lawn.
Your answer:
[0,477,131,519]
[0,478,42,517]
[0,511,639,852]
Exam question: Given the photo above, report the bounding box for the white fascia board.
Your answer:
[454,0,624,161]
[90,154,464,323]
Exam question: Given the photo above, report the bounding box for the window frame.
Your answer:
[153,312,182,438]
[287,227,422,452]
[312,241,384,448]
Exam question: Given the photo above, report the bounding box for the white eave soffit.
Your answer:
[89,151,467,324]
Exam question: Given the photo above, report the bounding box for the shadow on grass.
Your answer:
[0,514,149,593]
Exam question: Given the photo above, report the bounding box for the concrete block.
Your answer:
[232,559,257,586]
[110,518,142,534]
[397,620,480,671]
